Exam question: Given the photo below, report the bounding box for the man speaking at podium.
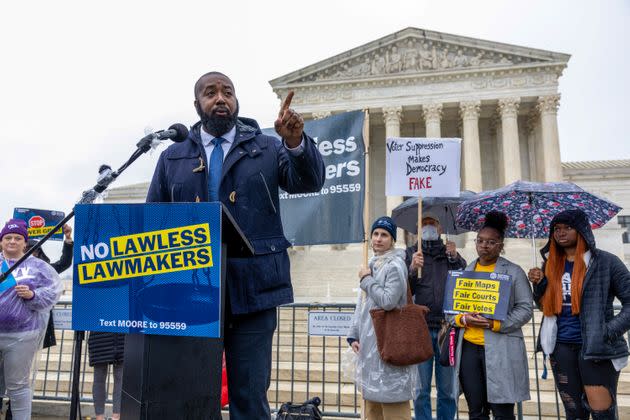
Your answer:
[147,71,325,418]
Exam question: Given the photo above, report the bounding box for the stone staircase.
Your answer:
[32,305,630,419]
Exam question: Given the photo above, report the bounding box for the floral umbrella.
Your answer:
[456,180,622,239]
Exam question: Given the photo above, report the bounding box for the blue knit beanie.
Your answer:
[371,216,397,241]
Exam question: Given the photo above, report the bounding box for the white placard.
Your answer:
[52,308,72,330]
[308,311,353,336]
[386,137,461,197]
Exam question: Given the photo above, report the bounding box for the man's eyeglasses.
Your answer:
[474,238,503,247]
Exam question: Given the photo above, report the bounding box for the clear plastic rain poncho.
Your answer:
[0,253,63,410]
[347,248,418,403]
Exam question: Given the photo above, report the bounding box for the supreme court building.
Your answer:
[270,27,568,222]
[105,28,630,301]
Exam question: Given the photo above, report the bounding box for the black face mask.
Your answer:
[196,100,240,137]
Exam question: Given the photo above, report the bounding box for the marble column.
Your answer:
[460,100,482,192]
[498,97,522,184]
[383,106,405,238]
[537,94,563,182]
[489,115,503,188]
[526,112,539,182]
[422,103,443,138]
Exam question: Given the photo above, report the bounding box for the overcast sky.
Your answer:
[1,0,628,257]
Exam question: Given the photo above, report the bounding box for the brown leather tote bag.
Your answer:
[369,288,434,366]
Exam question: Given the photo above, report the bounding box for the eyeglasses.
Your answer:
[474,238,503,247]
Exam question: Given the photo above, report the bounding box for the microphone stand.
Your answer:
[0,132,159,284]
[0,130,165,420]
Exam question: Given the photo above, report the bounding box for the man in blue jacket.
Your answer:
[147,71,325,419]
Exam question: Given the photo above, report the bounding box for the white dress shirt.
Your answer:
[200,126,236,163]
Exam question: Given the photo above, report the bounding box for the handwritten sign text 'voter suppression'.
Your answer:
[385,138,461,197]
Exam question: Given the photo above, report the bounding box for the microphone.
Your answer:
[93,164,114,194]
[136,123,189,151]
[155,123,189,142]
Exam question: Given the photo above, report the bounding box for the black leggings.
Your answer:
[549,342,620,420]
[459,340,515,420]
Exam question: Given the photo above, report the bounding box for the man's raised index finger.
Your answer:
[280,91,295,112]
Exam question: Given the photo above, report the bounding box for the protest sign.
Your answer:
[443,270,512,321]
[385,137,461,197]
[13,207,65,240]
[263,110,365,245]
[72,203,222,338]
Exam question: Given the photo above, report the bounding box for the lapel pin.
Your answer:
[229,191,236,203]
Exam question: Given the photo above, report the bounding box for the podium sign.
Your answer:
[72,203,222,338]
[443,270,512,321]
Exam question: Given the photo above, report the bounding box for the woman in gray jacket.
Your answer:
[347,216,416,420]
[450,211,533,420]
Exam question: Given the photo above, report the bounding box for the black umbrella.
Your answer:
[391,191,477,236]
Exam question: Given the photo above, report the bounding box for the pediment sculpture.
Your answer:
[296,39,539,83]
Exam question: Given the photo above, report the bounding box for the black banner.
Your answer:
[263,110,365,246]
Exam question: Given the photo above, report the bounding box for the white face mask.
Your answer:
[421,225,440,241]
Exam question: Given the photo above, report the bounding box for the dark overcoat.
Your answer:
[146,117,325,314]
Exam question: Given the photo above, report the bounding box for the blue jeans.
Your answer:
[414,327,456,420]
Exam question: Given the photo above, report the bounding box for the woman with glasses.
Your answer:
[528,209,630,419]
[449,211,533,420]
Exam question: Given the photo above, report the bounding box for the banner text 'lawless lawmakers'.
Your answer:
[77,223,214,284]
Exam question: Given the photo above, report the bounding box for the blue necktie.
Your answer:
[208,137,225,201]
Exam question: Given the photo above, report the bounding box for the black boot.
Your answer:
[590,405,617,420]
